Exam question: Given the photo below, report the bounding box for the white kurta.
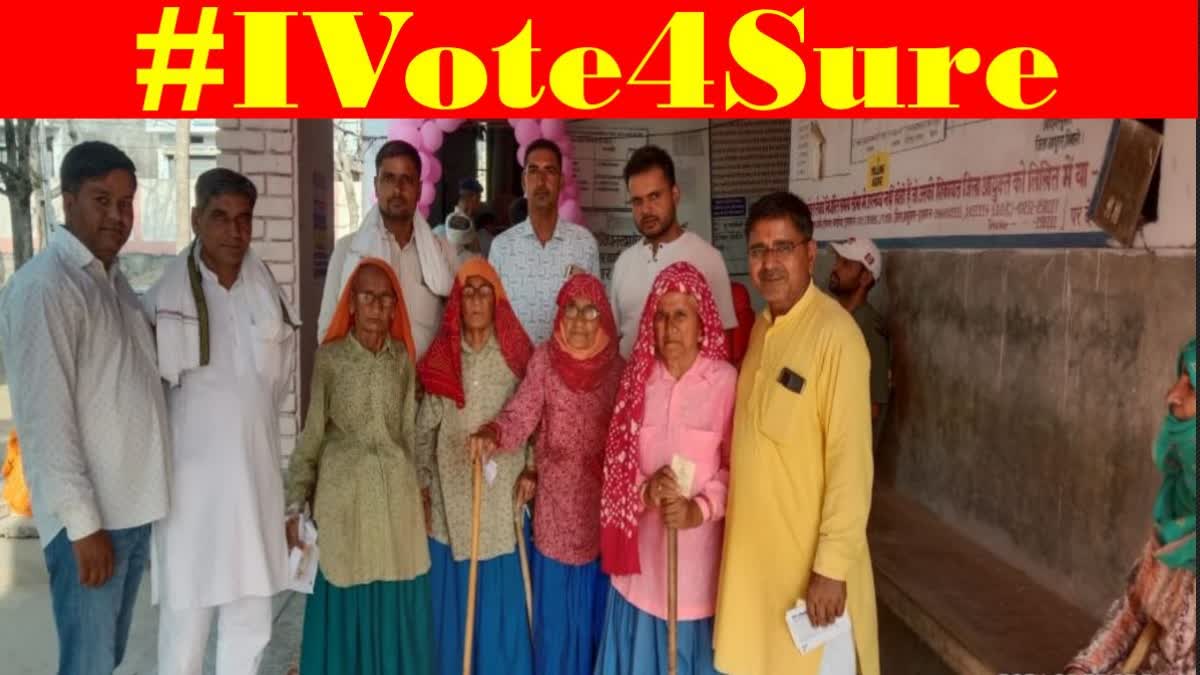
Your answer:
[152,260,294,611]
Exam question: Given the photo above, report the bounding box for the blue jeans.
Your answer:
[43,524,151,675]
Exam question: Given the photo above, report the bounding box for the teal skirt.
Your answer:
[300,568,435,675]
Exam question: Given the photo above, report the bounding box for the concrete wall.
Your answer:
[875,119,1197,618]
[293,120,334,424]
[879,248,1195,618]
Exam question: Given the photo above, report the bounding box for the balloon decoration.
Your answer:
[383,118,583,226]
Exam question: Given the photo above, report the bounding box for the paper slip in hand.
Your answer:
[785,601,856,675]
[288,514,319,595]
[484,459,499,486]
[670,454,696,496]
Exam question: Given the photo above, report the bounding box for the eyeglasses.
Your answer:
[355,291,397,308]
[748,239,809,261]
[462,284,494,299]
[564,304,600,321]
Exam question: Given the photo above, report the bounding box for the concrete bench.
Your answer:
[870,487,1097,674]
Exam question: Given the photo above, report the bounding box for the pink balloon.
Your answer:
[562,182,579,200]
[517,143,530,167]
[559,138,574,156]
[388,118,422,137]
[392,124,423,151]
[540,119,567,142]
[419,152,433,181]
[419,121,444,153]
[514,120,540,146]
[560,200,583,224]
[418,203,431,219]
[435,118,464,133]
[419,181,436,207]
[562,157,575,180]
[426,156,442,184]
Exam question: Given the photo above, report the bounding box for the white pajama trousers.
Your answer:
[158,595,273,675]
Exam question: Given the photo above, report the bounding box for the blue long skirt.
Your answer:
[529,518,610,675]
[428,534,535,675]
[592,587,722,675]
[299,568,435,675]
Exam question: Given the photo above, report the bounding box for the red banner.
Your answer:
[1,1,1195,117]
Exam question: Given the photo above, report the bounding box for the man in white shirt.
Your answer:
[489,139,600,344]
[142,169,298,675]
[318,141,457,359]
[609,145,738,357]
[0,141,170,675]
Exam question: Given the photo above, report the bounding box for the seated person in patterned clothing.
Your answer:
[285,257,434,675]
[415,258,535,675]
[1065,338,1196,675]
[468,273,625,675]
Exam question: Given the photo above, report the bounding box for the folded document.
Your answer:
[287,514,319,594]
[785,600,856,675]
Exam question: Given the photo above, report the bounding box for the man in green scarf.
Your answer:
[1066,338,1196,674]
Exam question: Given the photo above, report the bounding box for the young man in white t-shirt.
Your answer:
[609,144,738,357]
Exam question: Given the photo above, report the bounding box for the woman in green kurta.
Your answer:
[286,257,434,675]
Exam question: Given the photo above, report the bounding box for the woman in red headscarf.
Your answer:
[285,257,433,675]
[414,258,535,675]
[595,262,736,675]
[468,272,625,675]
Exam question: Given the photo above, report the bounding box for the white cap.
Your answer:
[445,213,477,247]
[829,237,882,281]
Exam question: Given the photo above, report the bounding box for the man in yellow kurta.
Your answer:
[714,191,879,675]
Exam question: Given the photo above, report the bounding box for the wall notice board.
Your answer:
[788,119,1116,248]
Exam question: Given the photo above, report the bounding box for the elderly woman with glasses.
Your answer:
[594,262,737,675]
[415,258,536,675]
[469,272,625,675]
[286,257,434,675]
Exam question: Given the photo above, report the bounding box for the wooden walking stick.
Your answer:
[514,501,534,634]
[463,456,483,675]
[665,456,694,675]
[667,526,679,675]
[1120,622,1160,673]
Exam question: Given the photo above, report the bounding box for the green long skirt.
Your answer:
[299,568,435,675]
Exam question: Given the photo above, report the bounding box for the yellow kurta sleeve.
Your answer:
[812,323,875,581]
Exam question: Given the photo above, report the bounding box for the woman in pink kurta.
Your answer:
[596,262,736,675]
[471,272,624,675]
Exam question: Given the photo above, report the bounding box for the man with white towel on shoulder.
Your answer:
[318,140,458,359]
[143,168,300,675]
